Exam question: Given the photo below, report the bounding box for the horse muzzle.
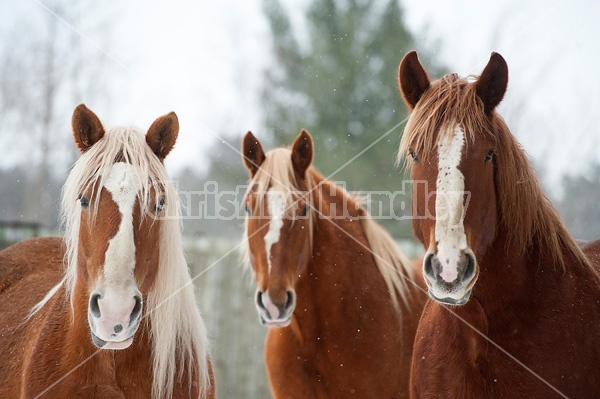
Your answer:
[255,290,295,328]
[87,289,143,349]
[423,249,478,306]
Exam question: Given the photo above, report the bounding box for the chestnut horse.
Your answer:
[241,130,426,398]
[0,105,215,398]
[398,51,600,398]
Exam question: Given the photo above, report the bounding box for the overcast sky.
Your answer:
[2,0,599,195]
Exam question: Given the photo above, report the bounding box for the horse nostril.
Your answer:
[114,324,123,333]
[89,293,101,318]
[256,291,265,310]
[423,252,436,279]
[130,295,142,323]
[285,291,294,310]
[462,252,476,282]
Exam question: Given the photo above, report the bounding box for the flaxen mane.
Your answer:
[35,127,210,399]
[398,73,588,269]
[244,147,414,308]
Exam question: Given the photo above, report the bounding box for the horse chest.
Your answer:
[267,303,407,399]
[411,299,490,398]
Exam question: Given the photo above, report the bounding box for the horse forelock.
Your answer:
[244,148,315,258]
[246,148,313,213]
[398,74,491,169]
[399,73,589,270]
[55,126,210,399]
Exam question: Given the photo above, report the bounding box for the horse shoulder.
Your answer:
[0,237,66,396]
[0,237,63,293]
[265,328,317,399]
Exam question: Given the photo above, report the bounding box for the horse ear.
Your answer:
[476,52,509,115]
[398,51,431,110]
[291,129,313,177]
[72,104,105,153]
[242,131,266,177]
[146,112,179,160]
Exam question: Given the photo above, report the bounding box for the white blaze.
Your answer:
[435,125,468,283]
[264,188,285,273]
[102,162,141,288]
[90,162,142,342]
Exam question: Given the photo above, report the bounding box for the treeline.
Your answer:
[0,0,597,243]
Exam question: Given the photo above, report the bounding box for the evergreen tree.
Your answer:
[261,0,445,237]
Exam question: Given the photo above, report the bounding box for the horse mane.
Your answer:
[40,127,209,399]
[314,176,415,309]
[359,209,415,308]
[244,147,414,308]
[399,73,589,270]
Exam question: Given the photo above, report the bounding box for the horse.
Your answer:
[0,104,215,398]
[397,51,600,398]
[241,130,426,398]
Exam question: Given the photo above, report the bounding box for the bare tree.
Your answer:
[0,0,114,227]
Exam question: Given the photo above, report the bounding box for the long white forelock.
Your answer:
[435,125,468,283]
[265,188,285,273]
[43,126,209,399]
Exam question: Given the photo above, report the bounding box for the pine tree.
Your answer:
[261,0,445,237]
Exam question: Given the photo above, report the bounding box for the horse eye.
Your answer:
[245,204,251,215]
[78,195,89,208]
[155,198,165,212]
[409,150,419,163]
[485,149,494,162]
[299,204,309,217]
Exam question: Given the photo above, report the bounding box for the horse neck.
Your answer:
[293,176,397,331]
[474,222,586,316]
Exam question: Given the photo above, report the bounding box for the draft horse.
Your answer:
[0,105,215,398]
[241,130,426,398]
[398,51,600,398]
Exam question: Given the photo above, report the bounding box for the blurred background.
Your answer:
[0,0,598,397]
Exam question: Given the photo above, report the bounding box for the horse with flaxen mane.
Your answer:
[0,105,215,398]
[398,51,600,398]
[241,130,426,398]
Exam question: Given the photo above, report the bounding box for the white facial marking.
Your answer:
[262,291,281,319]
[265,188,285,273]
[103,162,142,287]
[435,125,468,283]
